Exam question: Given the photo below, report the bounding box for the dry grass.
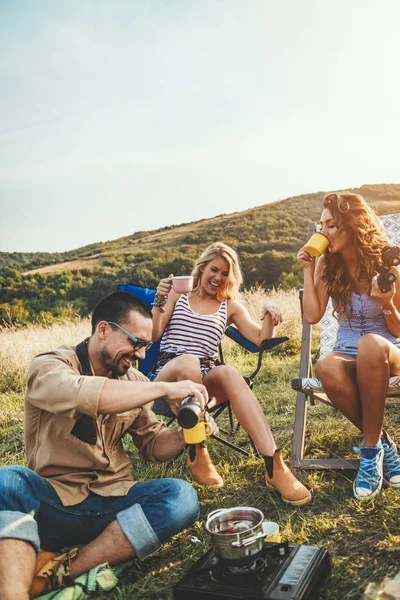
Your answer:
[0,319,91,393]
[23,260,98,275]
[241,284,306,342]
[0,318,92,466]
[0,289,302,394]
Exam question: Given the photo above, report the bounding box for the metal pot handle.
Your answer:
[206,509,225,523]
[231,520,274,548]
[231,531,266,548]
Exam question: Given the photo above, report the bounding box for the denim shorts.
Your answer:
[148,351,216,381]
[0,466,199,560]
[332,344,358,358]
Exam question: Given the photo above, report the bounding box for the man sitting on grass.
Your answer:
[0,291,209,600]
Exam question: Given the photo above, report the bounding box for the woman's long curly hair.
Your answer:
[191,242,243,302]
[321,193,388,319]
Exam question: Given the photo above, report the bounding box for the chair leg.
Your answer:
[228,404,235,434]
[250,438,261,459]
[211,434,251,456]
[291,391,308,469]
[210,402,258,456]
[290,391,360,470]
[208,402,232,436]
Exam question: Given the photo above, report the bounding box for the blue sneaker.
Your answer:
[381,431,400,489]
[353,444,384,500]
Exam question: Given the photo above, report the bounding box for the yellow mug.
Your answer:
[262,521,281,543]
[304,232,329,257]
[183,421,213,444]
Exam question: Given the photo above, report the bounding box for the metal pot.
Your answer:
[205,506,268,564]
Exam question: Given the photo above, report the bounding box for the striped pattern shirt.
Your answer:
[160,294,228,359]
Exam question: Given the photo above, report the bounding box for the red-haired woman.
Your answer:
[297,193,400,500]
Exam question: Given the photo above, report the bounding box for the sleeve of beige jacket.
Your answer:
[127,404,186,462]
[26,348,105,419]
[127,402,165,461]
[123,366,184,462]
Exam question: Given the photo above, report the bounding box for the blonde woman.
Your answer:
[297,193,400,500]
[150,242,311,507]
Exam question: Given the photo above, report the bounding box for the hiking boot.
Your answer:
[29,547,78,599]
[353,444,384,500]
[264,449,312,506]
[381,431,400,489]
[187,444,224,487]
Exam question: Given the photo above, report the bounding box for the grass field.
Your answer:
[1,289,399,600]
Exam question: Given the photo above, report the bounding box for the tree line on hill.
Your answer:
[0,249,303,325]
[1,184,400,326]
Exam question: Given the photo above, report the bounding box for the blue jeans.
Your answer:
[0,466,199,560]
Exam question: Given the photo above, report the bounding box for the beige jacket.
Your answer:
[24,345,170,506]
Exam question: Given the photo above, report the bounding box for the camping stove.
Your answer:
[173,541,331,600]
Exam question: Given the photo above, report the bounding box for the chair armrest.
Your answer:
[224,325,260,352]
[260,336,289,352]
[225,326,288,354]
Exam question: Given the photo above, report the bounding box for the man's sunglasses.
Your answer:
[107,321,153,351]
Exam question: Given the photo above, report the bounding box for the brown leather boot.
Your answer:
[29,547,78,598]
[264,450,311,506]
[187,444,224,487]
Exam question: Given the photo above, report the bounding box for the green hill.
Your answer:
[1,183,400,324]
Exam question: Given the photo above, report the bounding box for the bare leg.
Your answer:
[356,335,400,446]
[204,365,276,455]
[153,354,203,385]
[0,539,35,600]
[203,365,311,505]
[0,523,135,599]
[69,520,134,578]
[157,358,278,455]
[315,353,362,429]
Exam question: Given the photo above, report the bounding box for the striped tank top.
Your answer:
[160,294,228,359]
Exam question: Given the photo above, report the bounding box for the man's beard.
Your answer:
[100,347,132,377]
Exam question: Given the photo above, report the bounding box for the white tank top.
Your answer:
[160,294,228,359]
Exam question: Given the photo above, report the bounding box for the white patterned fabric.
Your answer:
[320,298,338,357]
[380,213,400,245]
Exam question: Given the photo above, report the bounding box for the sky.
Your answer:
[1,1,400,253]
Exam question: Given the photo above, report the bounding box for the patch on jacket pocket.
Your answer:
[71,415,97,445]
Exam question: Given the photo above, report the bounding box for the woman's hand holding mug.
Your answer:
[156,274,174,300]
[297,246,316,270]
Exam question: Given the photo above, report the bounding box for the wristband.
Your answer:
[152,293,168,313]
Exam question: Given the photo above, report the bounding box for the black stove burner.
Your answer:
[173,541,330,600]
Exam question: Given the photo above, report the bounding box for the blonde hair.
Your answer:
[191,242,243,301]
[321,192,388,319]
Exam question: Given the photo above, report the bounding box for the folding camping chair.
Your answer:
[291,213,400,471]
[118,283,288,458]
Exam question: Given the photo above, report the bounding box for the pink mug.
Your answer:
[172,276,194,293]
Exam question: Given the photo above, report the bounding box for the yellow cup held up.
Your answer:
[304,232,329,257]
[183,421,213,445]
[262,521,281,543]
